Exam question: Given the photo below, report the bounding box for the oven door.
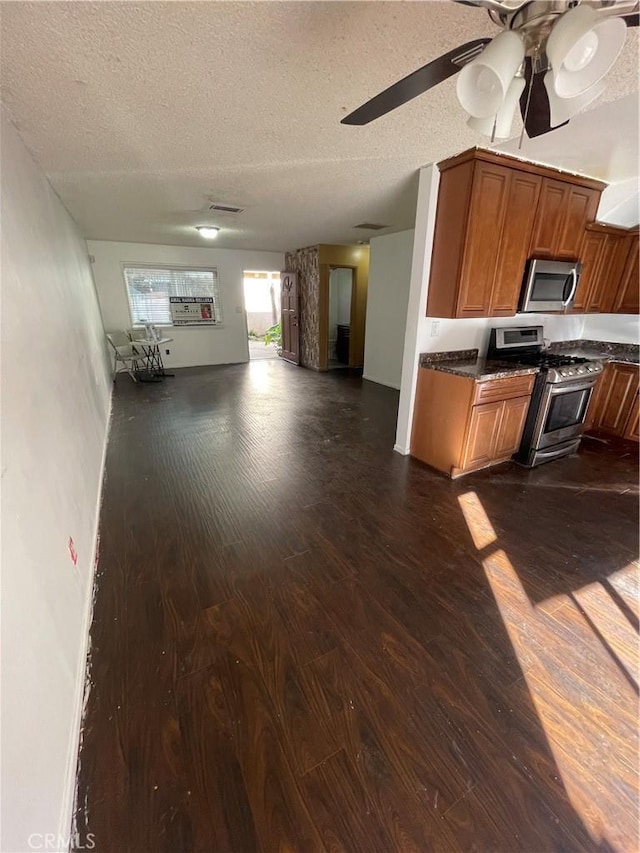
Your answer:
[520,260,580,313]
[533,379,595,450]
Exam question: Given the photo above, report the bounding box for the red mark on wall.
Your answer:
[68,537,78,566]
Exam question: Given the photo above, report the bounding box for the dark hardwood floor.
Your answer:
[74,360,639,853]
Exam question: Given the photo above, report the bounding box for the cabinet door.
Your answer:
[490,172,542,316]
[593,363,639,435]
[612,234,639,314]
[495,396,530,457]
[456,163,510,317]
[588,233,628,313]
[462,401,502,470]
[574,230,606,312]
[529,179,571,257]
[530,179,599,259]
[557,186,600,259]
[624,393,640,441]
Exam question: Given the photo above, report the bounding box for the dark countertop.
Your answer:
[419,350,540,381]
[549,340,639,365]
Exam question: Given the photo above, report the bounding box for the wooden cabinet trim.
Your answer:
[438,148,607,192]
[585,222,637,238]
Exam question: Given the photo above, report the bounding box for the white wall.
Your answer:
[89,241,284,369]
[597,177,640,229]
[1,111,112,851]
[582,314,639,343]
[363,230,414,390]
[418,313,585,356]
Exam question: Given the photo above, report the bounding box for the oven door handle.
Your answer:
[535,439,582,460]
[562,268,579,308]
[548,380,597,395]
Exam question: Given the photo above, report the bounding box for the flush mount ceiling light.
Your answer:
[196,226,220,239]
[340,0,637,141]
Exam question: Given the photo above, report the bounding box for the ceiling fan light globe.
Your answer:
[456,30,525,119]
[543,71,606,126]
[467,76,525,139]
[564,31,599,73]
[547,5,627,99]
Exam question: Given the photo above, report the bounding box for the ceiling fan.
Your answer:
[341,0,639,140]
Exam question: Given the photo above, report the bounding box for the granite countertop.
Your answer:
[419,349,540,381]
[549,339,639,365]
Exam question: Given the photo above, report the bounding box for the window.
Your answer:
[123,266,222,326]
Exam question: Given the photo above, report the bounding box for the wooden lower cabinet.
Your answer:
[411,368,535,478]
[462,401,502,470]
[495,396,532,457]
[586,362,639,441]
[624,398,640,441]
[462,396,530,472]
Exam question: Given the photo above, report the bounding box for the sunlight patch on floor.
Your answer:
[457,491,497,551]
[458,490,639,853]
[248,359,273,393]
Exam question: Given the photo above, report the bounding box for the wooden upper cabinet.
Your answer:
[559,185,600,259]
[426,148,604,319]
[490,171,542,316]
[529,179,600,260]
[529,180,569,257]
[574,224,630,314]
[456,162,511,317]
[611,232,639,314]
[573,229,606,312]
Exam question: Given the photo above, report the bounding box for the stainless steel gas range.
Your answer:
[488,326,604,467]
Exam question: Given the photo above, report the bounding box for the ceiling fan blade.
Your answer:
[519,56,569,139]
[341,38,491,126]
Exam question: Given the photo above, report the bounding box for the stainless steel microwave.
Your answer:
[519,259,582,313]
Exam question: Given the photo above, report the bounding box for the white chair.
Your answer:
[106,332,146,383]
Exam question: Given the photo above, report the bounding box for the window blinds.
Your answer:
[123,267,222,326]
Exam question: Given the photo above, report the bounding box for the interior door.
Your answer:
[280,271,300,365]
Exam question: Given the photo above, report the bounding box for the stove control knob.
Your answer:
[587,365,594,372]
[560,369,568,376]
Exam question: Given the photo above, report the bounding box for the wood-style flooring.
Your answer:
[74,360,639,852]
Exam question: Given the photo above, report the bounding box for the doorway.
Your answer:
[243,271,281,360]
[327,267,354,370]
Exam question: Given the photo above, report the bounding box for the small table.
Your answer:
[131,337,174,381]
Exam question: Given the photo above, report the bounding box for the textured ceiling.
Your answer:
[1,1,638,251]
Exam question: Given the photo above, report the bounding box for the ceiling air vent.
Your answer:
[354,222,388,230]
[208,202,245,214]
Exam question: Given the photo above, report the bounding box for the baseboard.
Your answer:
[362,373,401,391]
[59,389,113,851]
[394,443,411,455]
